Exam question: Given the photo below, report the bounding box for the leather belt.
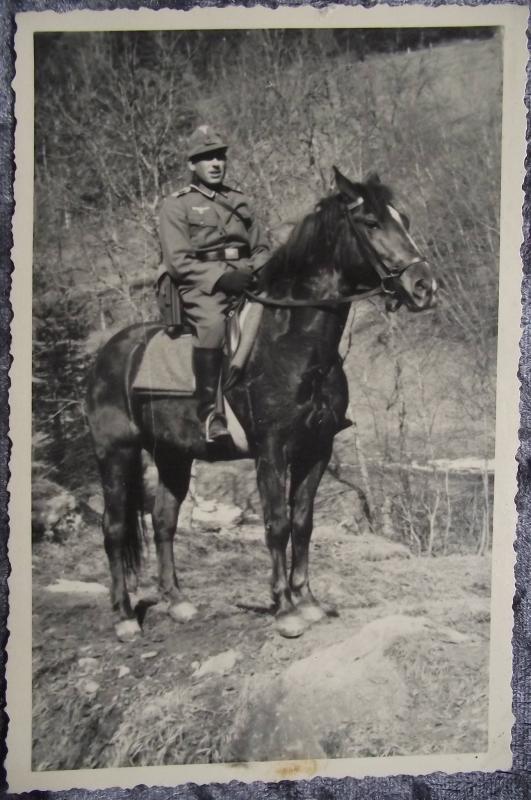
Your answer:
[195,244,250,262]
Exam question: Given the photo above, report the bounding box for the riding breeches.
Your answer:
[179,285,236,348]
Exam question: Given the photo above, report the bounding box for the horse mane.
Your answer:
[259,178,394,294]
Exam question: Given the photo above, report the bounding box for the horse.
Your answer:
[86,168,437,642]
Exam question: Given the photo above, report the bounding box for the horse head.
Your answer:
[333,167,437,312]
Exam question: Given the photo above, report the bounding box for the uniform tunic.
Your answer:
[158,183,270,347]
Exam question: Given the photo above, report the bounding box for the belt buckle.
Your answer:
[224,247,239,260]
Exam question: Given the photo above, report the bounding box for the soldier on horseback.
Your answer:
[158,125,271,441]
[90,166,437,642]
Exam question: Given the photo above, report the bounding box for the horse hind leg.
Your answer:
[99,444,144,642]
[152,451,197,623]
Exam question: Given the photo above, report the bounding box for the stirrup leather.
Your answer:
[205,410,230,443]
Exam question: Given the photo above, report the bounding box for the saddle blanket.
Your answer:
[131,303,263,454]
[131,301,262,396]
[132,332,195,395]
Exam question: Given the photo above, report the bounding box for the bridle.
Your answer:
[245,196,429,311]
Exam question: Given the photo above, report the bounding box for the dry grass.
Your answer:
[32,512,491,769]
[385,635,489,755]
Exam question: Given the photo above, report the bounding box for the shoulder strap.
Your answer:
[214,193,252,230]
[191,184,215,200]
[223,184,244,195]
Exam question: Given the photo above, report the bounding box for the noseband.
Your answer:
[245,199,428,310]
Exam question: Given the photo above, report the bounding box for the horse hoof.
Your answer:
[275,612,307,639]
[297,602,326,623]
[169,601,198,623]
[115,618,141,642]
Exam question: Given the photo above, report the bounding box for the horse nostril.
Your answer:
[413,279,430,297]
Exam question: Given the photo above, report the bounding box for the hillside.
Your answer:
[32,517,490,769]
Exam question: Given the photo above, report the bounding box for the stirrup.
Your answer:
[337,418,353,433]
[205,411,231,443]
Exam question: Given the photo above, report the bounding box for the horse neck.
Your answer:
[258,300,350,368]
[297,303,350,354]
[276,260,360,352]
[257,228,372,362]
[285,227,377,310]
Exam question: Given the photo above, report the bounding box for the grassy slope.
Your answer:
[32,520,490,769]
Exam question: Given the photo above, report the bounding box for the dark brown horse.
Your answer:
[86,169,437,641]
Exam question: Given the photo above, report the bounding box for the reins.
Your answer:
[245,198,427,311]
[244,286,382,309]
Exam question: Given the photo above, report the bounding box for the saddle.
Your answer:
[132,283,262,396]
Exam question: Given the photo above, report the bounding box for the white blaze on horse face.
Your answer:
[387,205,422,257]
[386,205,437,308]
[363,203,420,271]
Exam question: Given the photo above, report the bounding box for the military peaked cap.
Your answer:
[187,125,228,159]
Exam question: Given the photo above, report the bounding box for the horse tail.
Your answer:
[122,444,147,576]
[121,327,159,575]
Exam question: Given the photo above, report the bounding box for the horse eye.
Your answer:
[365,219,380,230]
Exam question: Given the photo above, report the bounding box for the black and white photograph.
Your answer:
[6,4,526,792]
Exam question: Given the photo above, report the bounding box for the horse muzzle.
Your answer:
[407,276,438,311]
[397,263,438,312]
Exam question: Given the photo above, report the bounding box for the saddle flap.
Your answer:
[131,301,263,397]
[132,331,195,395]
[226,301,263,371]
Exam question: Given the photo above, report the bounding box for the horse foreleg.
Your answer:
[152,453,198,623]
[289,444,333,624]
[256,443,307,638]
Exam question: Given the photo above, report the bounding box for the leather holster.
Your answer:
[156,273,187,337]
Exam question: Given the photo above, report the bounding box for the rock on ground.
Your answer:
[45,579,108,596]
[140,651,158,660]
[76,678,100,696]
[192,499,243,531]
[223,614,459,762]
[86,494,104,516]
[192,649,240,678]
[117,665,131,678]
[313,527,410,561]
[77,657,100,671]
[32,480,81,540]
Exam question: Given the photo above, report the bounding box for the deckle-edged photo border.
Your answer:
[1,1,529,797]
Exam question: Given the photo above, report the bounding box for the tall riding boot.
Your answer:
[192,348,230,442]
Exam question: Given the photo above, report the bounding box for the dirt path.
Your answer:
[32,520,491,770]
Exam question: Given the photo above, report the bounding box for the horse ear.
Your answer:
[366,172,381,185]
[333,165,362,202]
